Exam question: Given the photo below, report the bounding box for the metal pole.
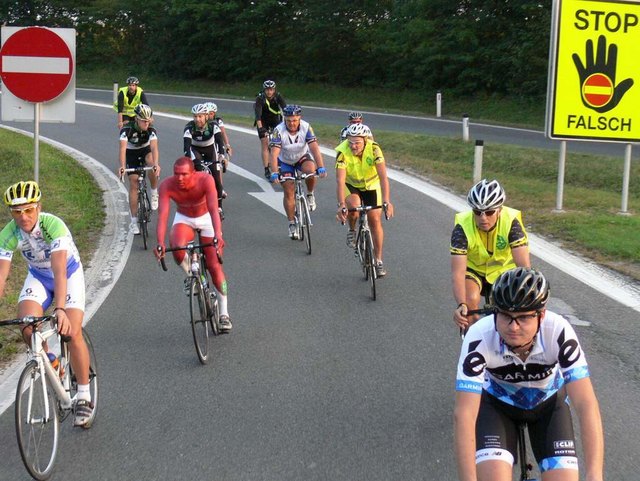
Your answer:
[436,91,442,118]
[462,114,470,142]
[619,143,632,215]
[113,82,119,103]
[34,102,41,183]
[473,140,484,183]
[554,141,566,213]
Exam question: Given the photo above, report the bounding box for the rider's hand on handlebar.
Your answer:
[336,206,347,224]
[258,127,267,136]
[54,308,73,337]
[269,172,280,184]
[155,244,165,261]
[454,303,469,330]
[316,167,327,178]
[383,202,394,220]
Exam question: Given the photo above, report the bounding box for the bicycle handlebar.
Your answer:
[119,165,156,182]
[279,172,318,182]
[157,239,222,272]
[0,314,56,327]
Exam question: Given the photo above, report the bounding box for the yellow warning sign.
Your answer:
[547,0,640,142]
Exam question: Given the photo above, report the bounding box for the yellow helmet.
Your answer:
[4,181,41,206]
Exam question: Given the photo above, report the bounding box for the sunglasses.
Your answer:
[10,205,38,216]
[473,209,497,217]
[497,310,540,327]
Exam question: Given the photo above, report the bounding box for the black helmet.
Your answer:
[491,267,550,312]
[283,105,302,117]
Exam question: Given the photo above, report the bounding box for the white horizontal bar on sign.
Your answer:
[2,56,70,74]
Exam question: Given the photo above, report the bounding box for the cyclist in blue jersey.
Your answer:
[454,267,604,481]
[0,181,94,427]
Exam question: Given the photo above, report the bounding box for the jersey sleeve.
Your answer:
[456,335,487,394]
[550,317,591,384]
[335,152,347,170]
[39,215,73,253]
[508,216,528,247]
[305,126,317,143]
[450,223,469,255]
[0,221,18,261]
[372,144,385,164]
[269,128,282,148]
[119,128,129,141]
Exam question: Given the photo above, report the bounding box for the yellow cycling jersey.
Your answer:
[451,206,528,283]
[113,87,143,116]
[335,139,384,190]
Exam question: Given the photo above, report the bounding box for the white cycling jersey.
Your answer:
[455,310,590,409]
[269,119,317,165]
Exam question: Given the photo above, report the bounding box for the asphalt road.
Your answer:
[0,95,638,480]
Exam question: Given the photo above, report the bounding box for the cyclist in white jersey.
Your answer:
[269,105,327,239]
[454,267,604,481]
[0,181,94,427]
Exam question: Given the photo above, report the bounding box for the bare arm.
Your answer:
[451,254,470,328]
[511,245,530,268]
[454,391,481,481]
[374,162,394,218]
[119,139,127,174]
[566,378,604,481]
[0,259,11,298]
[269,146,281,182]
[51,250,74,336]
[309,141,324,170]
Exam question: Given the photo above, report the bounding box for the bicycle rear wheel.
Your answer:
[67,329,99,428]
[301,197,312,255]
[15,361,59,481]
[189,277,209,364]
[364,231,376,300]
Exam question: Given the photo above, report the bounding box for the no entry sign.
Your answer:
[0,27,73,103]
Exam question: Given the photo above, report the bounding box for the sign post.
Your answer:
[546,0,640,213]
[0,26,75,181]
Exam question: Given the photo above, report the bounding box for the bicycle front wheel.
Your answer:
[364,231,376,300]
[67,329,99,428]
[301,197,312,255]
[15,361,59,481]
[189,278,209,364]
[137,194,149,250]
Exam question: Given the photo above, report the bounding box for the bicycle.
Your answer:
[280,171,317,255]
[0,314,98,481]
[121,166,155,250]
[193,155,226,222]
[342,204,387,300]
[158,234,223,365]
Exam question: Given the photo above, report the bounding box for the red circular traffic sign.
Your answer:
[0,27,73,103]
[582,73,613,108]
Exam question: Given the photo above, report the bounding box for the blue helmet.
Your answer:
[283,105,302,117]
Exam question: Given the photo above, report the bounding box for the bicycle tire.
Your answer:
[301,196,312,255]
[364,230,376,300]
[137,194,148,250]
[189,277,209,364]
[67,329,99,428]
[15,361,59,481]
[199,258,220,336]
[295,196,304,243]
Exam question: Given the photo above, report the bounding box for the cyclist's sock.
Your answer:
[216,289,229,317]
[179,253,190,274]
[131,216,138,224]
[150,187,158,196]
[77,384,91,402]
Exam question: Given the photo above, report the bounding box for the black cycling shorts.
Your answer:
[476,388,577,469]
[346,183,381,208]
[126,146,151,170]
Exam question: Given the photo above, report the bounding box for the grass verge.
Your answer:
[0,128,105,364]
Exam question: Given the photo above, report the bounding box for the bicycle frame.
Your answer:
[281,171,316,254]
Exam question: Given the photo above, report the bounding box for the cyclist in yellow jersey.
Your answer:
[336,123,394,277]
[115,76,149,129]
[450,179,530,330]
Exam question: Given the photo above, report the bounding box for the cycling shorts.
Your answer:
[475,388,578,473]
[279,154,315,176]
[466,267,492,300]
[346,183,381,208]
[172,211,215,238]
[126,146,152,170]
[19,266,86,312]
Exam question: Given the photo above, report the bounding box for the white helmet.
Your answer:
[346,123,372,138]
[134,104,153,120]
[204,102,218,113]
[191,103,208,115]
[467,179,506,211]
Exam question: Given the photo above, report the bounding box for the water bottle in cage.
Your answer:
[191,252,200,274]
